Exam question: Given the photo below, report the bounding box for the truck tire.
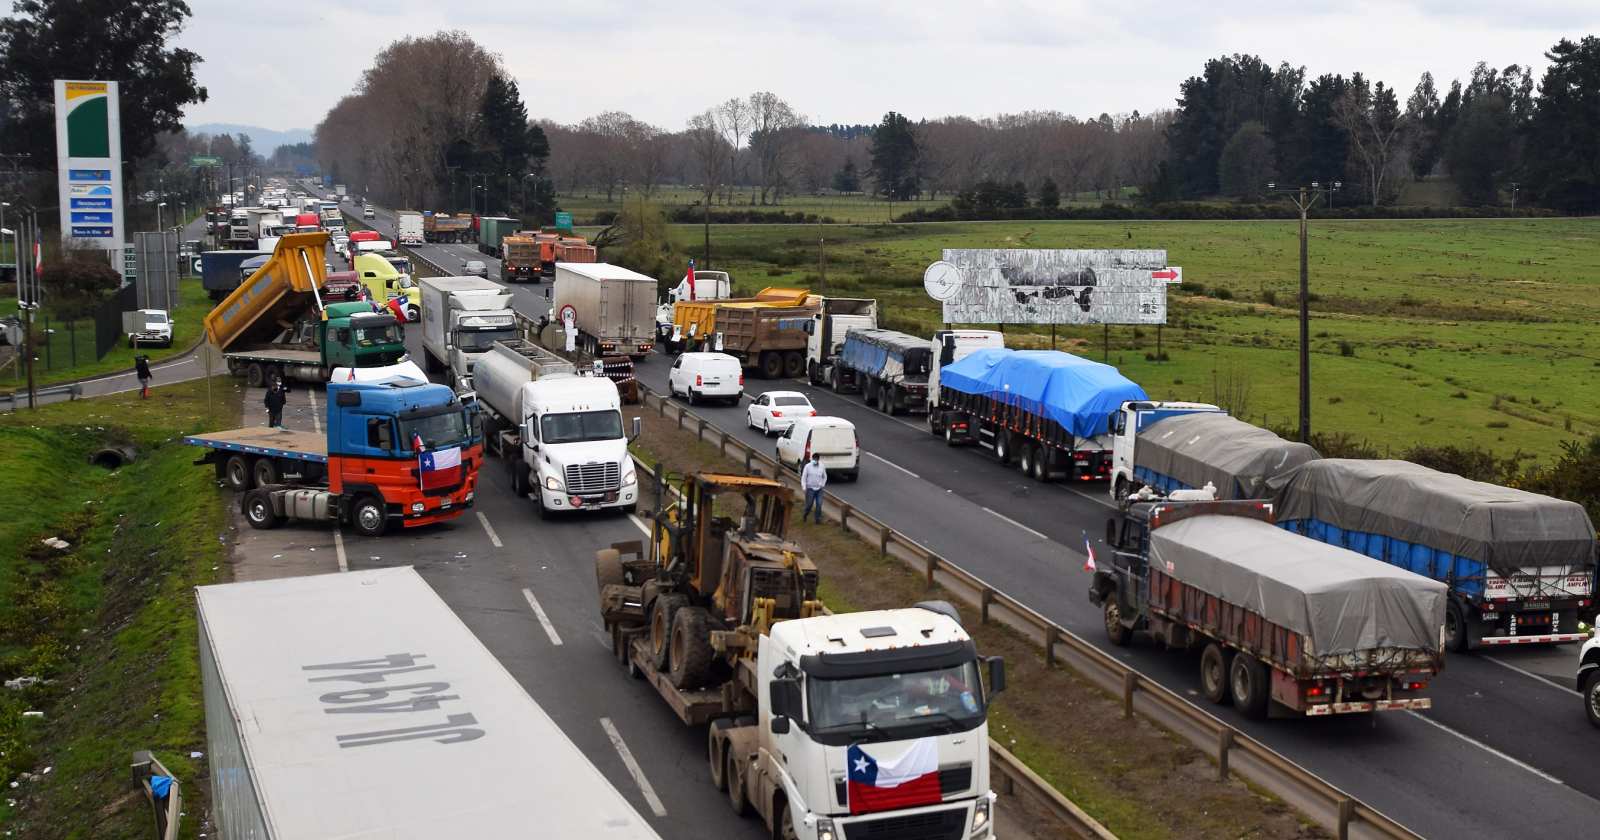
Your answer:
[882,385,899,415]
[994,431,1014,464]
[1029,447,1051,483]
[1103,599,1131,646]
[774,801,799,840]
[245,363,265,388]
[760,351,783,380]
[782,351,804,379]
[668,606,715,689]
[595,548,625,594]
[224,455,254,491]
[725,747,750,817]
[945,423,960,447]
[1230,653,1271,719]
[707,722,730,791]
[829,366,842,392]
[510,461,530,497]
[350,494,388,538]
[252,457,280,488]
[1200,643,1233,705]
[807,361,822,386]
[1018,442,1036,477]
[1584,670,1600,729]
[1445,601,1479,652]
[243,489,281,530]
[649,594,689,671]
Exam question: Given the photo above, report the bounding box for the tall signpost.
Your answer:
[53,80,126,263]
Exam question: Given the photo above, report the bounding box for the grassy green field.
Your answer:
[558,187,945,224]
[664,217,1599,462]
[0,377,238,838]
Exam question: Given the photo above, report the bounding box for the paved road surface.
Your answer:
[351,195,1600,838]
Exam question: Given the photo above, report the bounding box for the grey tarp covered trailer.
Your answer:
[1149,515,1447,659]
[1135,412,1320,499]
[1269,458,1597,579]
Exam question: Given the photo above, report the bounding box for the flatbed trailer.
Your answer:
[183,426,329,489]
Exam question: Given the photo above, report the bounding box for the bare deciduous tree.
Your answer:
[1334,80,1410,207]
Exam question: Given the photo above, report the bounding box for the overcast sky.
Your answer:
[178,0,1598,134]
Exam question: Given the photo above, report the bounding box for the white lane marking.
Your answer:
[1060,483,1119,511]
[980,506,1050,541]
[476,512,504,548]
[307,387,322,433]
[865,451,920,479]
[333,528,348,572]
[1480,654,1582,697]
[521,587,564,646]
[599,717,669,818]
[1404,710,1562,784]
[629,514,653,537]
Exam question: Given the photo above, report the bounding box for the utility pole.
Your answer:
[1268,181,1338,443]
[817,222,826,295]
[1510,182,1520,212]
[19,210,37,409]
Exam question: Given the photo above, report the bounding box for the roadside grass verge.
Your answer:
[0,376,242,839]
[629,409,1323,840]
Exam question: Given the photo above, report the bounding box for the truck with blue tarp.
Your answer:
[837,328,932,414]
[933,348,1146,482]
[1269,459,1597,652]
[1106,405,1320,506]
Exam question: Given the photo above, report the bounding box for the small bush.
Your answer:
[766,267,785,277]
[1144,351,1170,362]
[1327,395,1343,404]
[1213,287,1234,300]
[1486,420,1510,429]
[1260,288,1278,306]
[1338,340,1355,357]
[1450,390,1468,399]
[1173,378,1184,385]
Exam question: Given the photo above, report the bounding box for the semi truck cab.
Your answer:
[520,375,640,517]
[1106,400,1224,502]
[926,329,1004,396]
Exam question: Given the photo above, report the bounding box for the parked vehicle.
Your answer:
[1273,459,1597,651]
[473,338,641,518]
[667,351,742,405]
[1091,496,1446,718]
[1106,404,1317,505]
[934,348,1144,482]
[596,475,1002,840]
[669,288,816,376]
[355,253,420,322]
[122,309,172,348]
[395,210,424,246]
[552,262,656,358]
[776,416,860,480]
[417,276,517,384]
[746,390,815,436]
[803,297,877,386]
[423,211,473,243]
[197,566,664,839]
[476,216,519,257]
[1579,625,1600,727]
[655,268,732,344]
[837,328,932,415]
[501,233,539,281]
[185,378,478,536]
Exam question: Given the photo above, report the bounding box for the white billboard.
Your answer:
[925,249,1177,325]
[53,80,126,257]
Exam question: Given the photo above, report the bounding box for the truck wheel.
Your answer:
[882,385,899,415]
[760,352,783,379]
[243,489,281,530]
[707,723,729,791]
[725,748,750,817]
[1103,599,1131,646]
[1584,670,1600,728]
[782,351,804,379]
[1445,601,1478,652]
[510,461,530,497]
[1018,442,1036,477]
[1200,643,1233,705]
[668,606,715,689]
[252,457,280,488]
[595,548,625,593]
[649,594,689,671]
[995,432,1013,464]
[829,366,842,392]
[224,455,254,491]
[245,363,265,388]
[1230,653,1271,719]
[1030,448,1052,483]
[945,423,959,447]
[807,361,821,386]
[1113,477,1129,507]
[775,801,799,840]
[350,495,388,537]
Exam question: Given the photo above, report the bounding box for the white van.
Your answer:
[667,352,743,406]
[776,416,860,481]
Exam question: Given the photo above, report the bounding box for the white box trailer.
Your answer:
[196,566,662,840]
[552,262,656,358]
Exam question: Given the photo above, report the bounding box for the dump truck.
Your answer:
[1091,496,1447,718]
[473,338,641,518]
[396,210,424,246]
[184,379,479,536]
[552,262,656,359]
[501,232,540,281]
[417,276,517,384]
[668,288,817,377]
[1271,459,1597,651]
[934,348,1144,482]
[597,472,1005,840]
[803,297,877,386]
[655,268,733,346]
[1106,405,1320,505]
[423,211,473,243]
[476,216,518,257]
[204,233,424,387]
[196,566,664,839]
[836,328,931,414]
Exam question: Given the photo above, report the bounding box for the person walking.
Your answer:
[134,355,153,399]
[264,382,286,428]
[801,453,828,524]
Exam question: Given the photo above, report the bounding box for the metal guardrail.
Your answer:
[635,387,1419,840]
[0,382,81,409]
[629,452,1115,840]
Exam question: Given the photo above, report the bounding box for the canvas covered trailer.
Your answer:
[1131,412,1320,500]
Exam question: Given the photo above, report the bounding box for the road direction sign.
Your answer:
[1152,267,1182,284]
[190,155,221,167]
[554,211,573,232]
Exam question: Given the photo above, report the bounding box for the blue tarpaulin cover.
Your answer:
[940,349,1147,439]
[149,775,174,798]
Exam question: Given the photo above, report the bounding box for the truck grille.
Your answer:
[564,462,620,494]
[843,808,966,840]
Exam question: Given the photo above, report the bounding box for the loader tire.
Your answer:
[669,606,715,690]
[595,548,625,593]
[649,594,689,672]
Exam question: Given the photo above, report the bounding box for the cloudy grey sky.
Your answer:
[179,0,1598,133]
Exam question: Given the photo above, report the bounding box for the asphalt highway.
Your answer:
[349,195,1600,838]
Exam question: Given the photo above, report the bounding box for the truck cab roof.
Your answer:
[327,379,457,415]
[524,375,620,414]
[770,606,972,664]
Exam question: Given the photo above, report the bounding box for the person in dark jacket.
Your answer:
[134,355,153,399]
[264,383,286,428]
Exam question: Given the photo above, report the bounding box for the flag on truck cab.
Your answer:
[1082,530,1097,572]
[385,296,407,321]
[416,436,461,491]
[685,259,696,301]
[846,739,941,815]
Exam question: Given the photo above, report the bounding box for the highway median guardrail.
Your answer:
[635,386,1419,840]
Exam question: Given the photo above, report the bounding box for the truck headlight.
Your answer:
[814,818,835,840]
[544,475,563,491]
[971,797,991,834]
[410,502,424,513]
[623,468,637,486]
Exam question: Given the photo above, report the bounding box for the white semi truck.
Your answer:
[553,262,657,359]
[197,566,664,840]
[397,211,425,246]
[417,276,518,385]
[654,269,732,345]
[803,297,878,387]
[472,338,641,518]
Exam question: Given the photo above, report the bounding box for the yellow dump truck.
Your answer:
[668,287,819,378]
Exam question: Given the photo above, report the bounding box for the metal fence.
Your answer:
[637,387,1419,840]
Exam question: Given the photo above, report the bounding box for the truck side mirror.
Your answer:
[986,656,1006,696]
[768,676,801,724]
[802,320,814,335]
[770,715,791,735]
[629,416,642,442]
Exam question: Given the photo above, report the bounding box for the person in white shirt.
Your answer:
[800,454,828,524]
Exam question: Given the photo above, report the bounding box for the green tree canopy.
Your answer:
[1217,121,1276,201]
[1523,37,1600,212]
[868,112,921,200]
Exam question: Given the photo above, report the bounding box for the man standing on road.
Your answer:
[801,453,828,524]
[134,355,152,399]
[264,382,286,428]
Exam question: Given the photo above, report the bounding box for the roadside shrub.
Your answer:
[1486,420,1510,428]
[1450,390,1468,399]
[1260,288,1278,306]
[1213,287,1234,300]
[1338,340,1356,356]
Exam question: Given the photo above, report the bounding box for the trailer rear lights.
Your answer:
[1306,685,1325,697]
[1402,681,1427,691]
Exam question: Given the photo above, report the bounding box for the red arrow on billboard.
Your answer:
[1151,269,1179,280]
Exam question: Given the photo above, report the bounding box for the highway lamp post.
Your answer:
[1267,180,1339,444]
[156,201,166,232]
[1510,182,1520,211]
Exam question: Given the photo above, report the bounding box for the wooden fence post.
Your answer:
[1336,799,1354,840]
[839,503,851,530]
[1043,626,1058,667]
[979,588,993,624]
[878,525,889,556]
[1122,671,1138,719]
[1217,728,1234,782]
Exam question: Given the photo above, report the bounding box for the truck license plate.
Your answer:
[440,499,451,509]
[1522,600,1548,611]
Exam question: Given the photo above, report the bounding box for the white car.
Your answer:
[363,207,376,219]
[1579,619,1600,728]
[747,390,815,436]
[775,416,860,481]
[668,352,743,406]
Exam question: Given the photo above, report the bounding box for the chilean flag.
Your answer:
[386,296,408,321]
[685,259,696,301]
[415,434,461,491]
[846,739,941,815]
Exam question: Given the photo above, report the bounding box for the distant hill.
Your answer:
[185,124,312,154]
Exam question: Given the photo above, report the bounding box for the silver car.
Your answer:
[463,259,489,278]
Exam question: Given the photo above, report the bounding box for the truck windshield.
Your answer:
[541,410,623,445]
[400,410,469,451]
[456,328,518,352]
[354,325,401,346]
[806,661,985,742]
